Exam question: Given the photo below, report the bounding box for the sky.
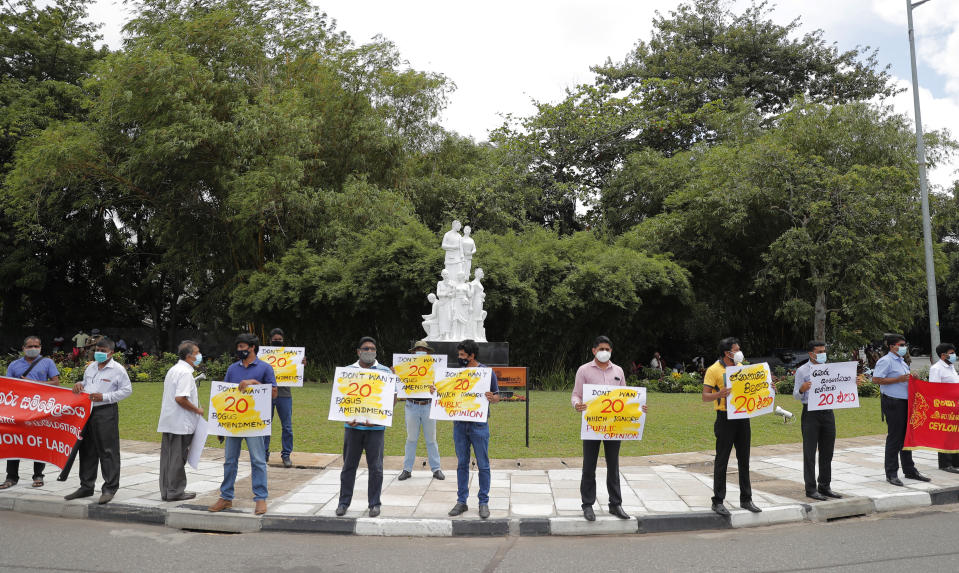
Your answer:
[81,0,959,189]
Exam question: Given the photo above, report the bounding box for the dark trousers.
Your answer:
[78,404,121,494]
[581,439,622,508]
[712,411,752,504]
[159,432,191,500]
[881,394,916,478]
[338,428,385,508]
[938,452,959,469]
[5,460,45,483]
[801,406,836,492]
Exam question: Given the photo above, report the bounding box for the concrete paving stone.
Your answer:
[510,503,555,516]
[413,501,457,516]
[376,506,415,517]
[420,491,457,504]
[509,493,554,505]
[636,489,682,502]
[379,494,422,507]
[486,498,510,511]
[680,496,713,507]
[488,479,511,489]
[510,483,551,494]
[488,487,510,498]
[286,492,336,504]
[355,517,451,536]
[555,498,585,511]
[547,469,583,480]
[274,503,318,514]
[429,479,459,491]
[729,504,805,528]
[296,484,340,495]
[314,472,343,484]
[511,470,547,476]
[511,475,549,484]
[644,500,692,513]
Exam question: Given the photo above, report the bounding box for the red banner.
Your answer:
[905,375,959,453]
[0,376,91,468]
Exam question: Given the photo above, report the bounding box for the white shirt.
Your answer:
[157,360,200,434]
[929,359,959,383]
[82,359,132,407]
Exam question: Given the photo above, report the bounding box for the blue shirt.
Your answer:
[792,361,813,404]
[873,352,910,399]
[6,356,59,382]
[224,358,277,386]
[345,361,394,431]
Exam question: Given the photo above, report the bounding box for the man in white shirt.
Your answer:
[157,341,205,501]
[65,338,133,504]
[929,343,959,473]
[792,341,841,501]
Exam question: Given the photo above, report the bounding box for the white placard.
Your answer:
[206,381,273,437]
[392,353,447,399]
[187,417,208,470]
[328,367,397,426]
[257,346,305,387]
[580,384,646,440]
[429,367,492,422]
[807,361,860,411]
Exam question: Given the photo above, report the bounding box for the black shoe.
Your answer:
[432,470,446,480]
[479,503,490,519]
[741,501,762,513]
[397,470,412,481]
[608,505,630,519]
[448,502,468,516]
[711,503,730,516]
[168,492,197,502]
[944,467,959,474]
[368,505,381,518]
[806,490,828,501]
[904,470,931,482]
[282,457,293,468]
[818,487,842,499]
[887,476,904,486]
[583,506,596,521]
[64,489,94,501]
[335,504,348,516]
[97,492,114,504]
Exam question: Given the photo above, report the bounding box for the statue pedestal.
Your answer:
[420,341,509,367]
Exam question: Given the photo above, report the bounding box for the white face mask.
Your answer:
[595,350,612,363]
[731,350,744,363]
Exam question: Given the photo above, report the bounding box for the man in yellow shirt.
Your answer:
[702,337,761,516]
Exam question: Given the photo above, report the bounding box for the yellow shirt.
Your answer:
[703,360,728,411]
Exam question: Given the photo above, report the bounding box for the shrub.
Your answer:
[857,374,880,397]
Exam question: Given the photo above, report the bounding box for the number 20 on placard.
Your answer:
[223,396,250,413]
[264,355,289,368]
[346,383,373,397]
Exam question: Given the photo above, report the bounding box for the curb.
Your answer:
[2,485,955,536]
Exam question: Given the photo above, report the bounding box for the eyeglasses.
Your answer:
[359,347,376,351]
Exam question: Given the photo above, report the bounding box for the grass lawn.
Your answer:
[114,383,887,459]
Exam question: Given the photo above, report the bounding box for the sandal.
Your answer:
[0,480,15,490]
[32,478,44,488]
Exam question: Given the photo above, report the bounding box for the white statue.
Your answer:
[423,220,488,342]
[461,225,476,277]
[421,293,440,339]
[435,269,454,340]
[441,220,464,277]
[470,268,487,342]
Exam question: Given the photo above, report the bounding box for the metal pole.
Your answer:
[906,0,940,362]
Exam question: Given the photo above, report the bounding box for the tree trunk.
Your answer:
[814,288,827,342]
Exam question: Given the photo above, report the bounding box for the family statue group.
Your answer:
[421,220,487,342]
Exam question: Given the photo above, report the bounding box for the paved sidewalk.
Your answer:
[3,435,958,536]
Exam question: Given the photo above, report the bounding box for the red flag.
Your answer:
[0,376,92,468]
[904,375,959,453]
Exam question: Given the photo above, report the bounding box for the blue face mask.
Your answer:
[896,346,908,357]
[194,352,203,365]
[949,354,957,364]
[814,352,827,364]
[94,351,108,363]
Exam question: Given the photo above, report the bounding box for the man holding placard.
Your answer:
[928,343,959,473]
[571,335,642,521]
[702,337,761,516]
[446,339,499,519]
[792,341,842,501]
[873,334,931,486]
[264,328,295,468]
[335,336,394,518]
[208,333,277,516]
[157,340,204,502]
[396,340,445,481]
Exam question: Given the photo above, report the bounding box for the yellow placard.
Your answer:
[429,367,492,422]
[581,385,646,440]
[328,367,397,426]
[725,363,775,419]
[393,353,447,398]
[258,346,305,387]
[207,381,272,437]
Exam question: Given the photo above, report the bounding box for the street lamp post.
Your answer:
[906,0,939,362]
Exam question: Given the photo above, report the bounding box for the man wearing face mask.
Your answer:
[336,337,394,518]
[927,343,959,473]
[265,327,295,468]
[1,336,60,490]
[702,337,761,516]
[792,341,841,501]
[65,338,132,504]
[873,334,931,486]
[208,333,277,515]
[398,340,444,482]
[571,336,647,521]
[157,340,204,502]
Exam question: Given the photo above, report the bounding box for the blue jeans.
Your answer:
[265,396,293,459]
[404,402,441,472]
[220,435,268,501]
[453,421,490,504]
